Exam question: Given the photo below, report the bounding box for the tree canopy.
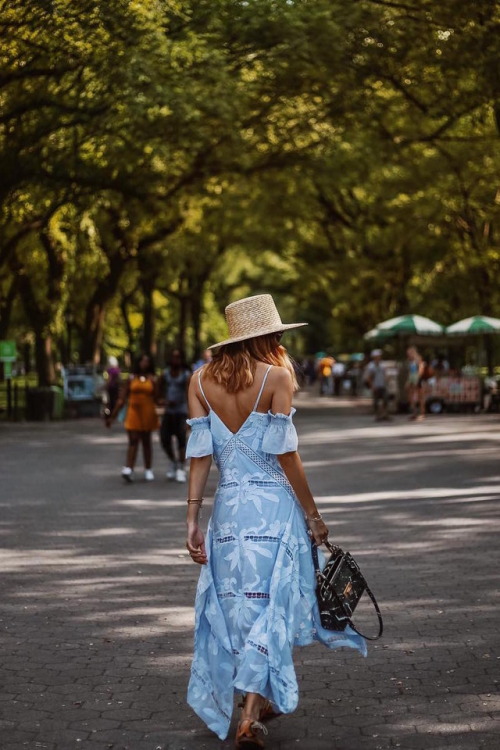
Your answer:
[1,0,499,382]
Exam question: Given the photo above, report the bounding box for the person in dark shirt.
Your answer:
[159,349,191,482]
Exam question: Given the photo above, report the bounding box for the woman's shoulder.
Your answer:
[267,364,293,385]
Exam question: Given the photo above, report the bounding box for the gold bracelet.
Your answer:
[308,513,323,522]
[187,498,204,505]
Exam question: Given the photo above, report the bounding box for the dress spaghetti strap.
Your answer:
[199,364,271,415]
[253,365,273,411]
[198,370,211,411]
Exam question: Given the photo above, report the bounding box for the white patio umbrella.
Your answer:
[445,315,500,335]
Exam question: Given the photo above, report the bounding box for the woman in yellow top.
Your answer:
[106,353,159,481]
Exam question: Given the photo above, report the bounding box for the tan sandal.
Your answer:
[235,718,268,749]
[238,695,282,723]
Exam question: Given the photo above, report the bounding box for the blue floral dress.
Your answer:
[186,366,366,740]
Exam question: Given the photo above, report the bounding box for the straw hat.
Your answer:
[208,294,307,350]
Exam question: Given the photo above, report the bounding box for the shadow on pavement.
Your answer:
[0,410,499,749]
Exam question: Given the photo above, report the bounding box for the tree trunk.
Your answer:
[80,303,106,364]
[79,246,131,363]
[0,276,18,338]
[34,329,56,386]
[23,342,31,375]
[120,296,135,353]
[14,258,57,386]
[178,295,188,355]
[141,281,156,355]
[189,275,210,360]
[191,293,203,360]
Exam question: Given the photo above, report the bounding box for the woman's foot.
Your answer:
[235,719,268,749]
[121,466,133,482]
[175,466,187,483]
[258,699,282,722]
[144,469,154,481]
[166,461,177,480]
[238,695,281,723]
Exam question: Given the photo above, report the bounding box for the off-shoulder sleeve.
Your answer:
[186,416,213,458]
[261,408,298,454]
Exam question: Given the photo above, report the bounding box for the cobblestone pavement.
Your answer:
[1,395,499,750]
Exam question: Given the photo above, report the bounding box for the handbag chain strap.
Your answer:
[312,542,384,641]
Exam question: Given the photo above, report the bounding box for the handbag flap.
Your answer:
[319,549,367,614]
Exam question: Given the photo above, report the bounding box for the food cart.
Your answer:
[372,363,483,414]
[422,375,482,414]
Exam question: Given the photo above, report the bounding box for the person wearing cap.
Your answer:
[184,294,366,747]
[364,349,390,421]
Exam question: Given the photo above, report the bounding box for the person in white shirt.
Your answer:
[332,360,345,396]
[364,350,390,421]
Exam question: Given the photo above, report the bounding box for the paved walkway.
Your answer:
[1,396,499,750]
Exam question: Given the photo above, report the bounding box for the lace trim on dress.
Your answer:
[234,438,296,499]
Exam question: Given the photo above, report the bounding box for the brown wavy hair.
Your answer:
[204,333,298,393]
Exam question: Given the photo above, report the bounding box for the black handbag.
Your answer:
[311,541,383,641]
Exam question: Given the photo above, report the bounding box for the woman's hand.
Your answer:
[186,523,207,565]
[308,517,329,546]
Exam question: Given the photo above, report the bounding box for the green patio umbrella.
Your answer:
[364,328,393,341]
[376,314,444,335]
[364,314,444,339]
[445,315,500,335]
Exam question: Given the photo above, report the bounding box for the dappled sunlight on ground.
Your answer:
[0,409,499,748]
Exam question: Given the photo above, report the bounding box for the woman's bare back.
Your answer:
[195,362,288,434]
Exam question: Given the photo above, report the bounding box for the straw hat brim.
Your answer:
[207,322,308,350]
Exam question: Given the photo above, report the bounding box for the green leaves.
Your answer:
[0,0,499,379]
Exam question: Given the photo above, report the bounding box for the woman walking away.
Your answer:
[185,294,366,748]
[106,353,159,482]
[160,349,191,483]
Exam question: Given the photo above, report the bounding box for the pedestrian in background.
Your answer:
[192,348,212,371]
[317,354,334,395]
[332,358,346,396]
[160,349,191,483]
[302,357,316,386]
[105,355,121,413]
[364,349,390,421]
[406,346,426,421]
[431,353,449,376]
[105,353,159,481]
[185,294,366,748]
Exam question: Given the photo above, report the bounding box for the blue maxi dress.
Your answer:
[186,366,366,740]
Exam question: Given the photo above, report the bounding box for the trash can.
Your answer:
[50,386,65,419]
[25,387,54,421]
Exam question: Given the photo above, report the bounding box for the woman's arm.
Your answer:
[272,369,329,546]
[185,374,211,565]
[185,456,211,565]
[156,372,165,405]
[105,378,130,426]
